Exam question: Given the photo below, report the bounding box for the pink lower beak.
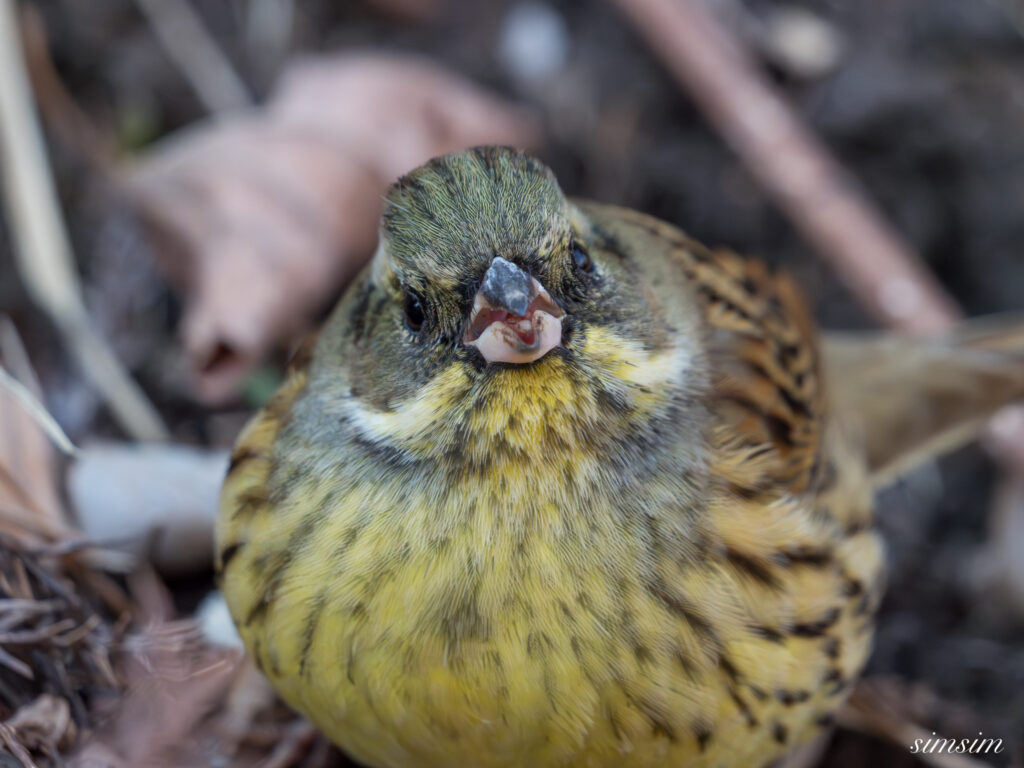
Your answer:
[463,258,564,365]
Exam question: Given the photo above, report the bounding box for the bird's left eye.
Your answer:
[403,290,425,332]
[572,241,594,273]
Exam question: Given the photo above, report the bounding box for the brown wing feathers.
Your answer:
[677,245,825,498]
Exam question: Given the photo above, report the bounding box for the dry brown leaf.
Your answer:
[0,318,71,543]
[133,53,542,403]
[3,694,76,753]
[72,621,244,768]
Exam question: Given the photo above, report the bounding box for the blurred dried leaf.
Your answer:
[133,53,542,402]
[72,621,243,768]
[4,694,76,753]
[0,318,71,543]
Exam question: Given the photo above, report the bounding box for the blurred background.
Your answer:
[1,0,1023,765]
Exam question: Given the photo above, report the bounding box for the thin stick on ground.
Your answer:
[0,0,168,441]
[0,723,40,768]
[0,365,77,457]
[0,364,76,456]
[609,0,960,333]
[841,679,1000,768]
[132,0,251,115]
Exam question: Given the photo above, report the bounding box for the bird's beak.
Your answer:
[463,257,564,365]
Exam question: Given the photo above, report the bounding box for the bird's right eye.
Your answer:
[403,290,425,332]
[571,239,594,273]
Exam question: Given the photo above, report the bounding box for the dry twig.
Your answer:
[0,317,73,543]
[841,679,1002,768]
[0,722,41,768]
[0,0,168,441]
[132,0,251,115]
[0,366,77,458]
[609,0,959,332]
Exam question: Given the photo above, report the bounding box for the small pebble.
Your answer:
[499,2,570,84]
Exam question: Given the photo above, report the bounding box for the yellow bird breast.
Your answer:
[217,205,884,768]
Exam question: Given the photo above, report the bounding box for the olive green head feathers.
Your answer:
[300,145,707,464]
[381,146,571,293]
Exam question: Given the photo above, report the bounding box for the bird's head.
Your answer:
[310,146,705,463]
[378,146,588,368]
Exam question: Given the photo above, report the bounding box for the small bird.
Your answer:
[217,147,1024,768]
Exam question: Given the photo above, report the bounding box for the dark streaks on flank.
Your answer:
[251,637,266,674]
[231,486,270,521]
[695,283,756,324]
[571,636,583,659]
[608,711,626,743]
[725,548,782,589]
[694,723,713,752]
[634,644,654,666]
[526,631,553,658]
[616,684,678,743]
[718,653,740,684]
[226,447,262,477]
[333,520,367,562]
[750,624,786,644]
[728,687,758,727]
[440,582,489,643]
[674,649,699,680]
[775,689,810,706]
[791,607,841,638]
[645,579,720,645]
[218,541,244,571]
[298,592,328,677]
[821,668,847,696]
[822,637,841,661]
[780,546,834,568]
[244,553,288,627]
[772,722,789,745]
[346,642,357,685]
[842,578,864,597]
[639,698,677,742]
[244,512,326,626]
[762,414,796,449]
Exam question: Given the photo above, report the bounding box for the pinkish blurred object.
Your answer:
[133,53,542,403]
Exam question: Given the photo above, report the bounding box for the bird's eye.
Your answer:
[572,240,593,273]
[403,290,425,332]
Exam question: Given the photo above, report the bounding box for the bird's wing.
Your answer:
[823,316,1024,488]
[581,203,828,500]
[686,246,826,498]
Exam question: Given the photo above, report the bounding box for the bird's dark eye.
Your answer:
[572,241,593,273]
[403,290,425,332]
